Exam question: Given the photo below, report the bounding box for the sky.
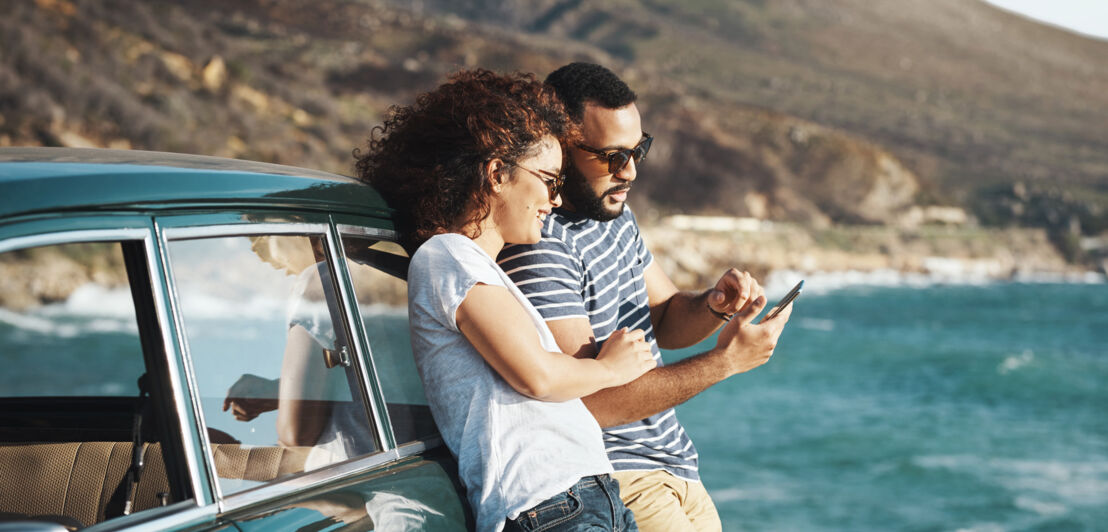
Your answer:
[984,0,1108,39]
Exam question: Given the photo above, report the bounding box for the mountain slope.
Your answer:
[2,0,1104,252]
[407,0,1108,235]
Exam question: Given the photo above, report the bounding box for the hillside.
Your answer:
[412,0,1108,230]
[1,0,1105,269]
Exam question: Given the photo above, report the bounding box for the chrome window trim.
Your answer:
[396,436,444,458]
[150,219,214,506]
[0,228,148,254]
[157,223,226,505]
[335,224,400,241]
[162,222,326,241]
[217,448,412,513]
[325,224,393,451]
[334,223,403,449]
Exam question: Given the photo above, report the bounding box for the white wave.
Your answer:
[709,485,794,503]
[85,318,139,334]
[765,269,931,297]
[953,524,1005,532]
[1013,270,1107,284]
[914,454,1108,507]
[764,267,1106,296]
[176,291,288,321]
[1013,496,1068,516]
[39,284,137,318]
[998,350,1034,374]
[797,317,834,331]
[0,308,81,337]
[0,307,136,338]
[990,458,1108,505]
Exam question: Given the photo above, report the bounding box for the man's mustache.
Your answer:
[604,184,632,196]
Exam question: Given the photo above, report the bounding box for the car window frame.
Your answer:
[156,211,420,511]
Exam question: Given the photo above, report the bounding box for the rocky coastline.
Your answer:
[642,218,1104,295]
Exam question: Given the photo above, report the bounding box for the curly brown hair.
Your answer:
[354,69,578,248]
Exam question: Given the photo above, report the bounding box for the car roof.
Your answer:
[0,147,393,219]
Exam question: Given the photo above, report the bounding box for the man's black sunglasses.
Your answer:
[577,133,653,175]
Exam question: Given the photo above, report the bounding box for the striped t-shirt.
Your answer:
[497,207,700,482]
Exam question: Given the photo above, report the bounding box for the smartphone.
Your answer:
[762,280,803,321]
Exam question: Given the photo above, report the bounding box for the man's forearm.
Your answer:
[653,290,727,350]
[581,348,730,427]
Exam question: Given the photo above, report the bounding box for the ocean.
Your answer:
[2,279,1105,530]
[665,280,1108,531]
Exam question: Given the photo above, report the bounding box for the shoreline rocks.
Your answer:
[641,221,1099,292]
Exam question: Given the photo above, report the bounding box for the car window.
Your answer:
[0,239,189,528]
[339,233,437,446]
[166,233,380,495]
[0,242,144,396]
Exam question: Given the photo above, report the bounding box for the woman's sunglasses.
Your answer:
[577,133,653,175]
[505,161,565,201]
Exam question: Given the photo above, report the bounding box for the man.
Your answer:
[497,63,794,531]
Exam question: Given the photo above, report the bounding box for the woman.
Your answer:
[356,69,655,532]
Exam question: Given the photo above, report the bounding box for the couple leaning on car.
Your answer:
[357,63,793,532]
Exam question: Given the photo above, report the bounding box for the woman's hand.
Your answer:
[595,328,656,387]
[223,373,279,421]
[458,285,656,401]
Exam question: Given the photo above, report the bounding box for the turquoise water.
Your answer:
[3,282,1105,530]
[663,283,1108,531]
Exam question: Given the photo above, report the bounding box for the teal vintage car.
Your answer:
[0,147,471,531]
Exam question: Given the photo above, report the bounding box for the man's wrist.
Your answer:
[705,294,733,321]
[700,346,741,381]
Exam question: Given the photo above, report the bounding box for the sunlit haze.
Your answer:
[985,0,1108,39]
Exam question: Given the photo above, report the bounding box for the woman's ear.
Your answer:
[483,158,507,193]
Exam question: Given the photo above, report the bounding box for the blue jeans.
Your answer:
[504,474,638,532]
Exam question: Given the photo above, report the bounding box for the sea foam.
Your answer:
[764,267,1106,297]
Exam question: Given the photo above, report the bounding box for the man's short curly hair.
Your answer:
[354,69,577,247]
[544,62,637,122]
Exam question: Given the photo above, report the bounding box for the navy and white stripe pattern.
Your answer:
[498,207,699,481]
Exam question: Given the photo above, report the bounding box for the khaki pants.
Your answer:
[611,470,722,532]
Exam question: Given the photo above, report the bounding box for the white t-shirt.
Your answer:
[407,233,612,532]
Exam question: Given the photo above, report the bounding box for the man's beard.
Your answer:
[561,162,628,222]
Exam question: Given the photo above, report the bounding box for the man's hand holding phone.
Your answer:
[706,269,754,319]
[710,279,800,377]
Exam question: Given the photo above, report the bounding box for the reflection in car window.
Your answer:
[167,234,379,495]
[0,240,186,528]
[340,234,437,445]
